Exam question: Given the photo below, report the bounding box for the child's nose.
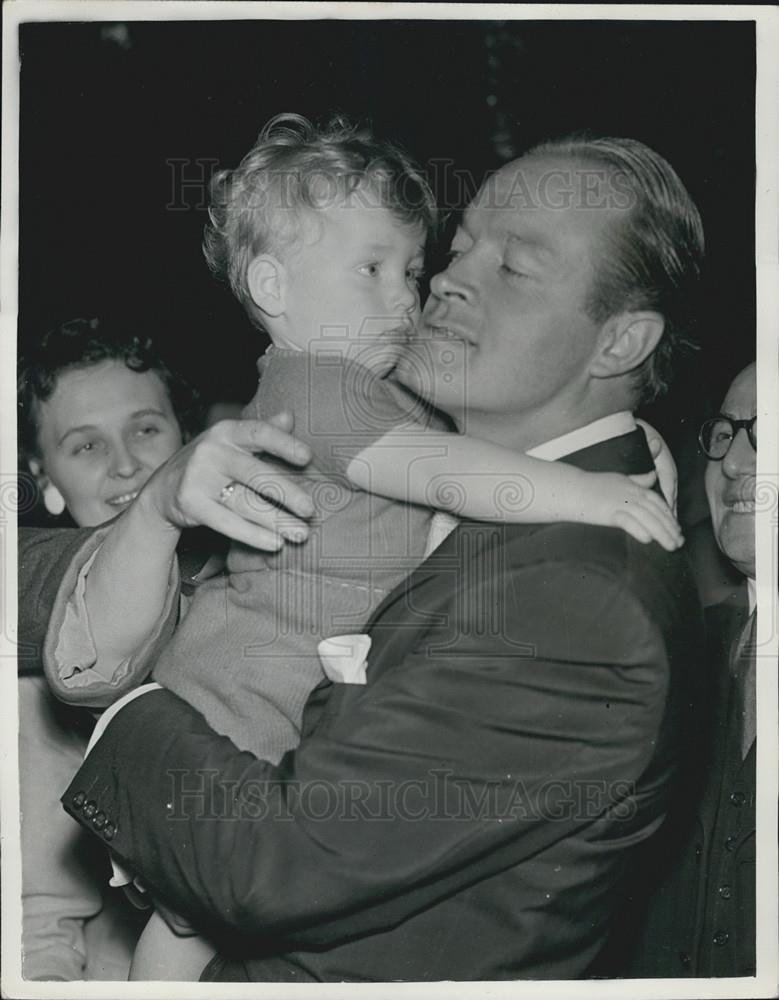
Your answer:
[394,279,418,316]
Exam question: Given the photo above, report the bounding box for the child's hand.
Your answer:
[589,470,684,551]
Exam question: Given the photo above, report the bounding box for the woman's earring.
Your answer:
[42,481,66,516]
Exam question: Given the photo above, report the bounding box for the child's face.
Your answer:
[279,197,426,371]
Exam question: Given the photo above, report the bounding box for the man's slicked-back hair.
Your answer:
[203,113,438,323]
[18,317,203,462]
[525,134,705,404]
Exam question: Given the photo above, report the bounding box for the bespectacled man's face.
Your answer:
[705,362,757,579]
[395,156,622,448]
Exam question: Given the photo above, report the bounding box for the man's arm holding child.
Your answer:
[61,528,682,952]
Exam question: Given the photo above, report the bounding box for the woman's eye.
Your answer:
[447,249,464,262]
[136,424,160,437]
[74,440,98,456]
[359,263,380,277]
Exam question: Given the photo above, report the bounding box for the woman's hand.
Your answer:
[136,411,315,551]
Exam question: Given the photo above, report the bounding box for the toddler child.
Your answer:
[46,114,681,980]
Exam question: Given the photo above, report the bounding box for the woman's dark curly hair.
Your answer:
[18,317,204,462]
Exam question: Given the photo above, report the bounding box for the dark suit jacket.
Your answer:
[19,428,704,981]
[621,585,755,977]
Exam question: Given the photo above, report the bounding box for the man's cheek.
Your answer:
[704,467,721,517]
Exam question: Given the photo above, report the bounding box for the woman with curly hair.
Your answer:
[17,316,202,980]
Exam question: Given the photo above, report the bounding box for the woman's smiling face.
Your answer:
[32,360,183,526]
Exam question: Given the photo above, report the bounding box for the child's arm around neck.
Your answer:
[345,425,683,552]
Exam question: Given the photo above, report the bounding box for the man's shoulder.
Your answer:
[506,520,634,567]
[454,517,676,576]
[445,518,700,625]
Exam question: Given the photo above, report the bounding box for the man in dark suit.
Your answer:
[21,136,706,980]
[626,361,757,977]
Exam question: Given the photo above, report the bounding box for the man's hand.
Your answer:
[137,411,315,551]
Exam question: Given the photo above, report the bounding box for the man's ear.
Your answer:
[28,458,66,516]
[590,311,665,379]
[246,255,287,318]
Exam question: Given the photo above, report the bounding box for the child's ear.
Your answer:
[590,311,665,379]
[28,458,66,516]
[247,255,287,318]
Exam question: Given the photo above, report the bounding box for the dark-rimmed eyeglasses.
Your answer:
[698,415,757,461]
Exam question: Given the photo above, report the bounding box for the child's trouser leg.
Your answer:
[129,910,217,981]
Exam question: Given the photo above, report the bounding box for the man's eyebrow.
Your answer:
[57,409,168,447]
[458,211,553,260]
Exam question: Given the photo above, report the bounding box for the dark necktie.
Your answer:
[732,608,757,760]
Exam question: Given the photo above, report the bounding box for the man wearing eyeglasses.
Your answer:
[627,361,756,978]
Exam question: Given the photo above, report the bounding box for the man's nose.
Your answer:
[429,262,472,303]
[108,439,142,478]
[722,427,756,479]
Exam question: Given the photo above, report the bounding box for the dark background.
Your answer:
[18,17,756,524]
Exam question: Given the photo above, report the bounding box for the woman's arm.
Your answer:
[346,427,682,551]
[81,493,181,677]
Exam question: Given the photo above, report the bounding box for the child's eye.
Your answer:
[358,263,380,277]
[447,249,464,262]
[406,266,424,284]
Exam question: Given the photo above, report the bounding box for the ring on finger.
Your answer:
[219,481,237,505]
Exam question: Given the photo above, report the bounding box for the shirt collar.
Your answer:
[747,577,756,615]
[525,411,637,462]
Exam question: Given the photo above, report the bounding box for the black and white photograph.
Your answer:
[2,3,777,995]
